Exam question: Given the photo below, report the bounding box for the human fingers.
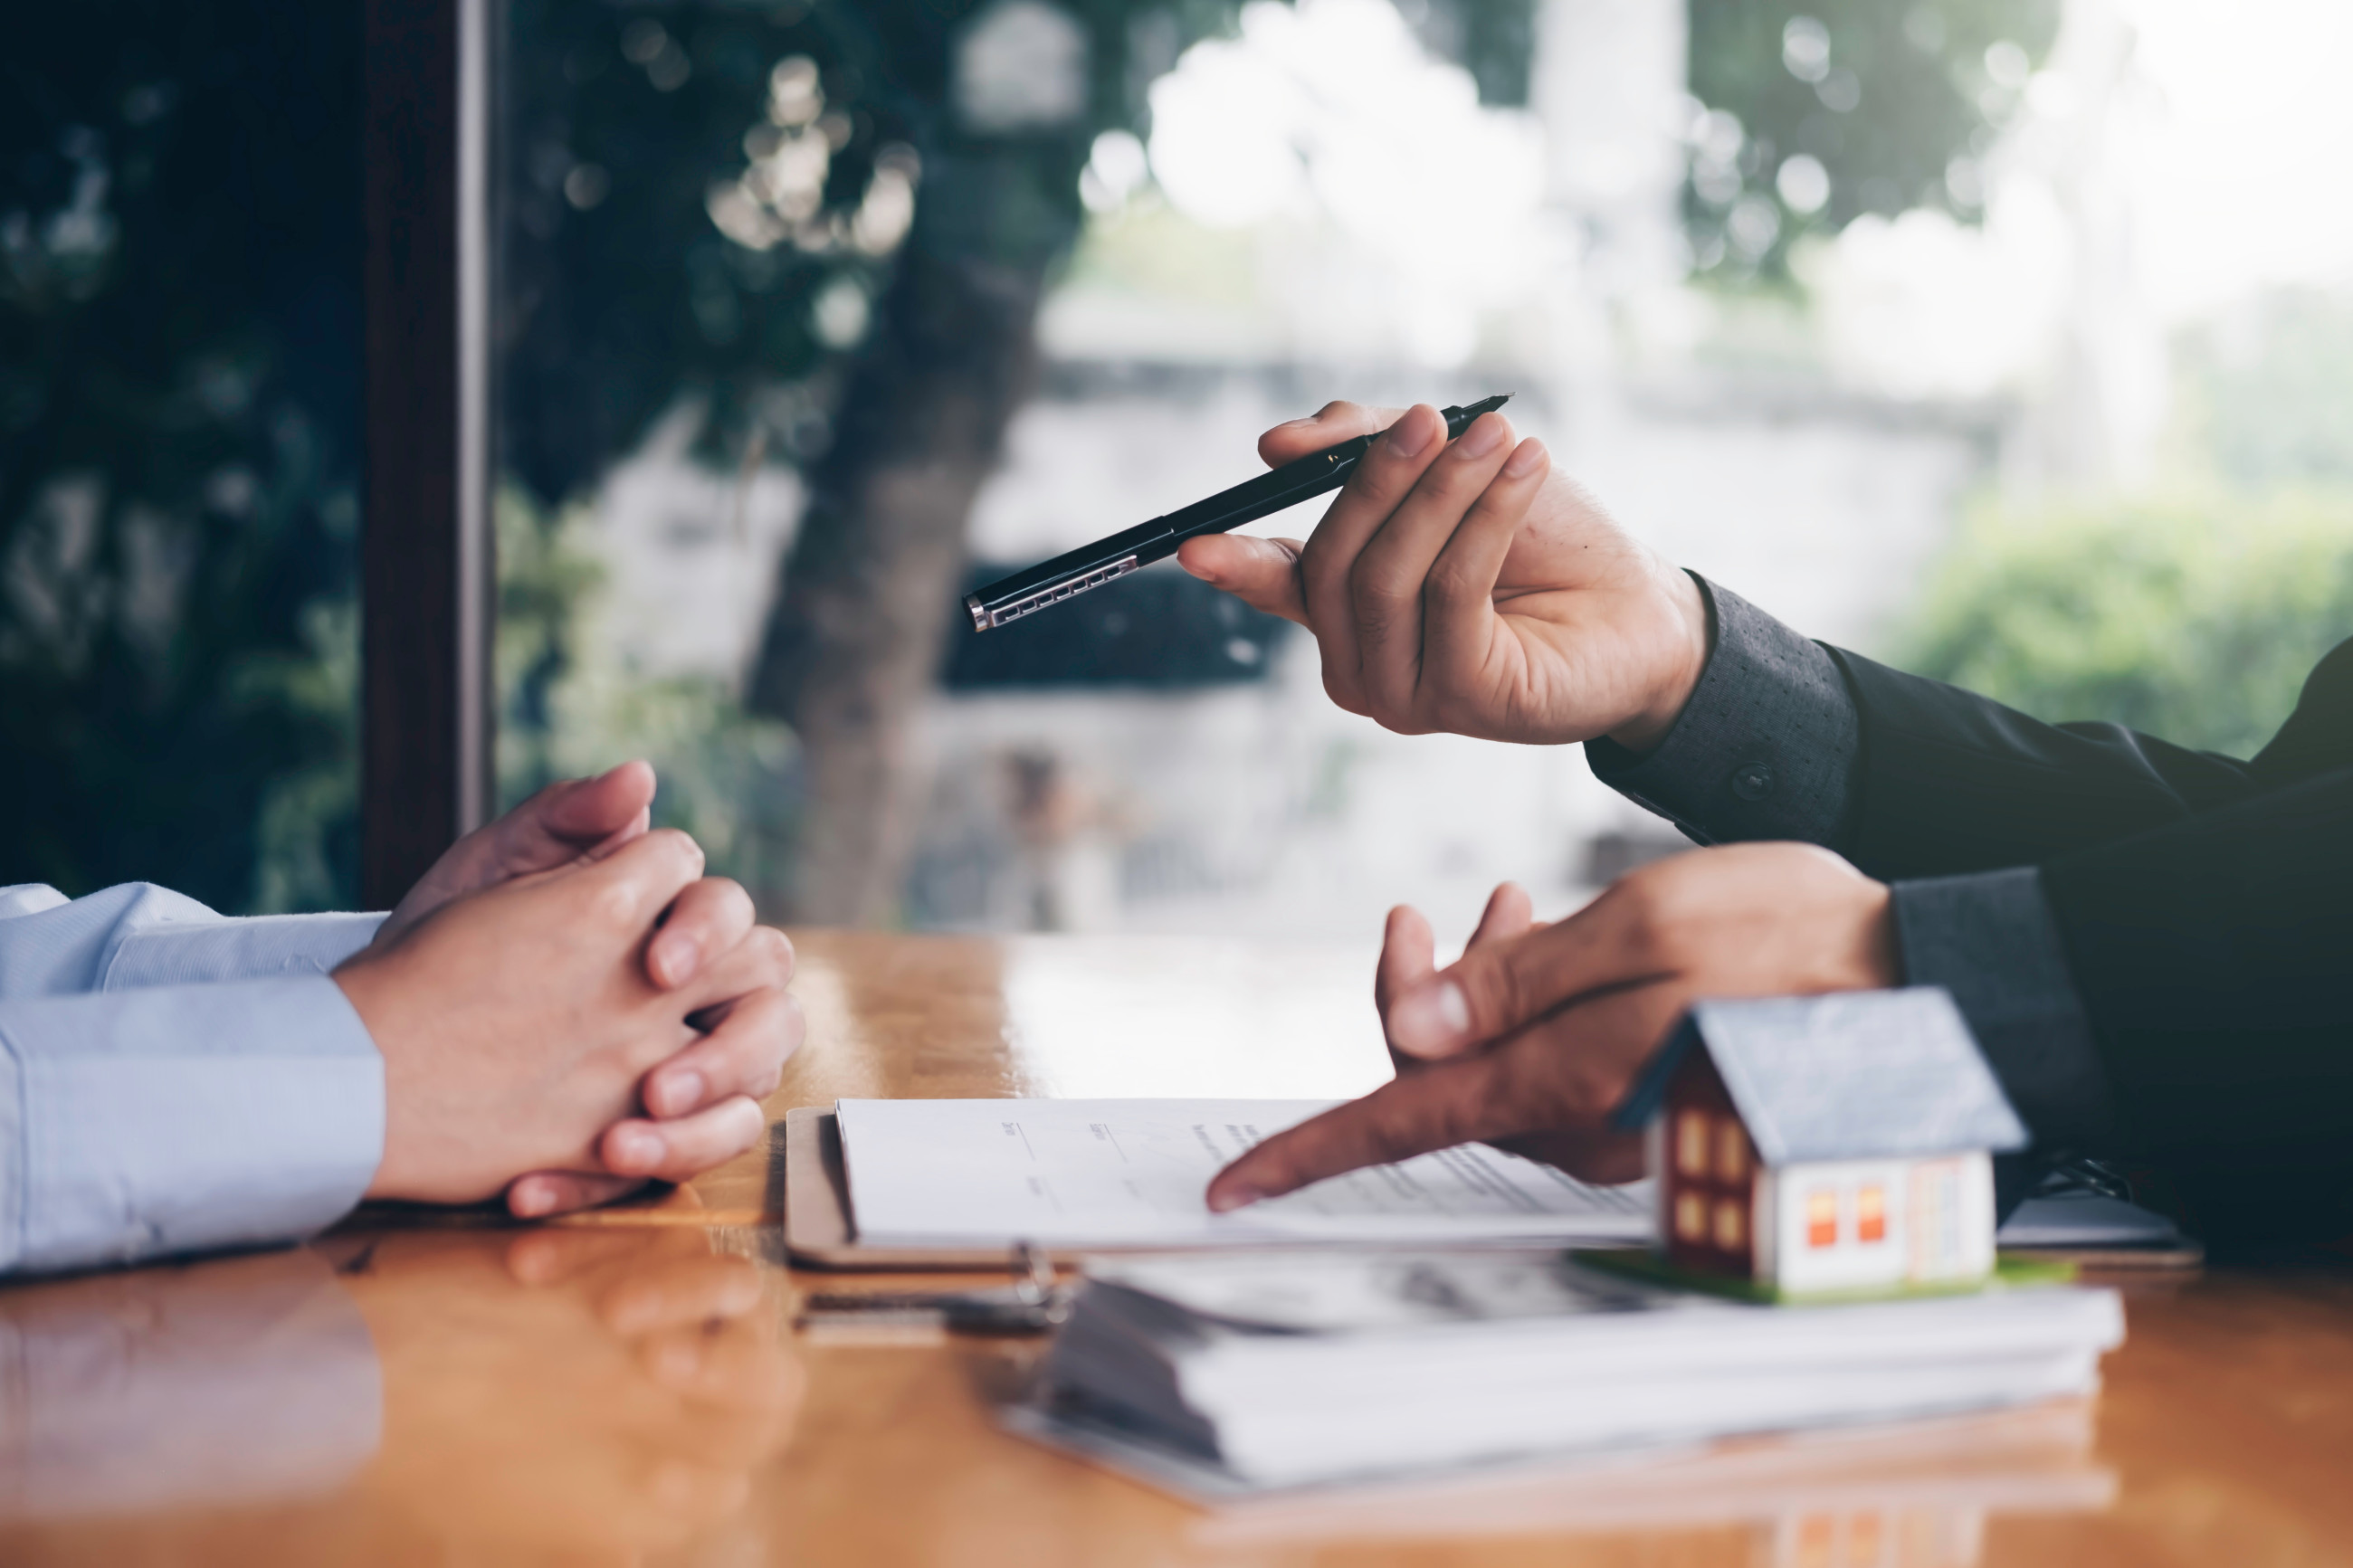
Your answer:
[1384,874,1664,1061]
[1346,413,1519,716]
[646,877,758,990]
[1176,534,1310,624]
[1374,905,1437,1018]
[674,924,796,1017]
[1417,440,1550,688]
[1480,982,1691,1183]
[598,1253,767,1337]
[1465,880,1536,950]
[1379,885,1536,1069]
[572,827,710,936]
[1296,403,1451,714]
[641,1316,802,1413]
[505,1172,651,1221]
[643,986,803,1119]
[532,759,659,860]
[601,1096,769,1184]
[1210,989,1670,1210]
[1256,401,1405,467]
[1207,1048,1524,1210]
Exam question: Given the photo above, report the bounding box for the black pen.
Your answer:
[965,395,1511,632]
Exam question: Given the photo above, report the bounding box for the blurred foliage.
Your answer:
[1907,491,2353,757]
[1909,288,2353,757]
[496,486,796,893]
[1685,0,2061,278]
[0,2,362,909]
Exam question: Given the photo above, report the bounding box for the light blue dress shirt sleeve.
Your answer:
[0,885,386,1276]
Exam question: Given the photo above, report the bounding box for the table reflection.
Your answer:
[0,1201,800,1566]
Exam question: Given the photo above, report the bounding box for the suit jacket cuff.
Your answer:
[1891,866,2113,1148]
[1586,575,1859,847]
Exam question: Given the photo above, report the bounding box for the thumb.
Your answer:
[1386,899,1629,1060]
[1177,535,1309,625]
[1375,905,1437,1017]
[533,760,658,859]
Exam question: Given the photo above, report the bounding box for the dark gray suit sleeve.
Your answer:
[1891,869,2113,1148]
[1584,574,2110,1147]
[1584,576,1859,847]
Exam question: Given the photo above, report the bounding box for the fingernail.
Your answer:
[1208,1182,1263,1213]
[614,1126,664,1170]
[651,930,700,986]
[656,1069,706,1117]
[1503,437,1548,478]
[1383,407,1435,459]
[510,1181,553,1218]
[1454,417,1504,459]
[1389,981,1471,1056]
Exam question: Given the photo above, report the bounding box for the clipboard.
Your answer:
[784,1106,1100,1270]
[780,1106,1602,1271]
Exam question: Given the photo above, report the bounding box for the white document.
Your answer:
[835,1098,1652,1248]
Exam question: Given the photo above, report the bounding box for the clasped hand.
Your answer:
[336,762,802,1218]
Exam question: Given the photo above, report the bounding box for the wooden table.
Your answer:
[5,930,2353,1566]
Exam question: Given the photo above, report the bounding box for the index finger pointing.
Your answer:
[1207,1054,1511,1211]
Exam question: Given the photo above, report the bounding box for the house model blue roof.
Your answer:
[1615,988,2029,1165]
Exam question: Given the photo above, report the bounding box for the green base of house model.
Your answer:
[1574,1248,2079,1305]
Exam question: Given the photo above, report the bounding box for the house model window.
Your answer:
[1618,989,2029,1298]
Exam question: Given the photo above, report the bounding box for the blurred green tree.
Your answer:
[1907,490,2353,757]
[0,3,362,909]
[1907,286,2353,755]
[1684,0,2062,276]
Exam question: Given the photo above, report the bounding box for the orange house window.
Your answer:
[1856,1183,1888,1244]
[1805,1189,1839,1249]
[1675,1111,1710,1177]
[1715,1121,1749,1183]
[1713,1198,1747,1251]
[1674,1190,1708,1242]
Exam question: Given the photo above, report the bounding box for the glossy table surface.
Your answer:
[5,930,2353,1567]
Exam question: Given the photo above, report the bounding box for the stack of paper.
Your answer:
[1029,1251,2125,1491]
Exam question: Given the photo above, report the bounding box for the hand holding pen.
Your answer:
[1176,400,1712,753]
[966,395,1508,631]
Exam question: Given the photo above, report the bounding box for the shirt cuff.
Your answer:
[104,913,387,990]
[1586,575,1860,848]
[0,978,385,1275]
[1891,867,2114,1149]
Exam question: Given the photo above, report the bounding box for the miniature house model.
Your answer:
[1621,989,2028,1297]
